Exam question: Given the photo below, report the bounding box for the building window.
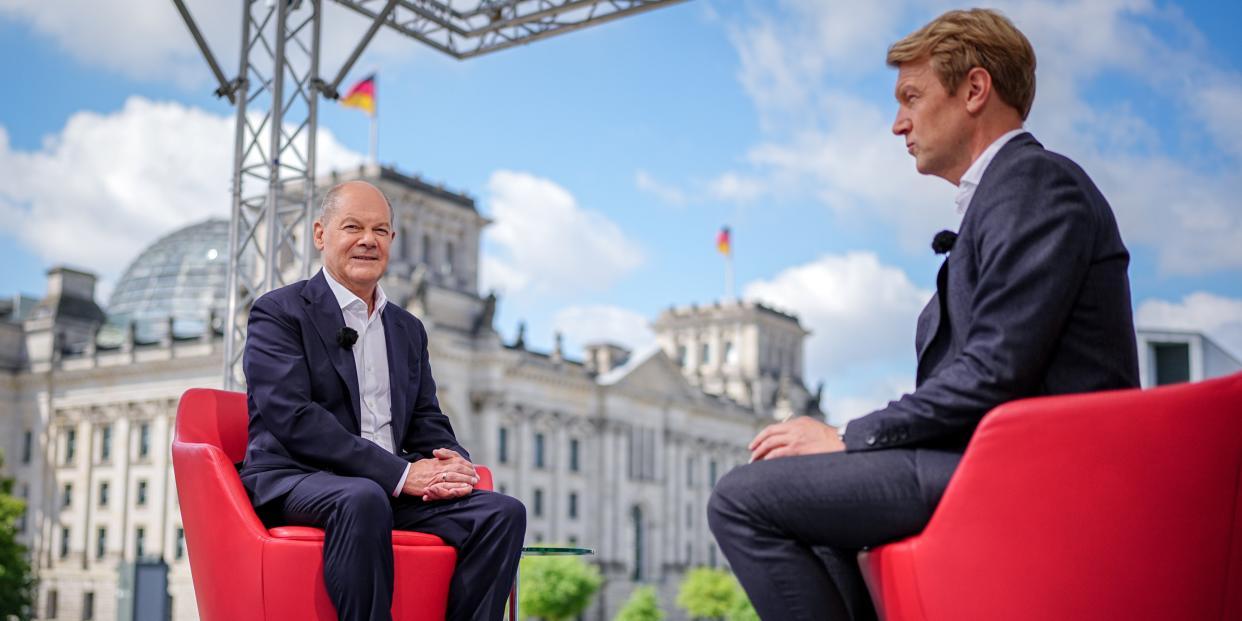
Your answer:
[422,234,432,264]
[46,589,58,619]
[22,430,31,464]
[59,527,70,559]
[710,460,718,487]
[631,505,644,582]
[534,432,545,469]
[1153,342,1191,386]
[65,429,76,464]
[444,241,455,275]
[725,341,737,365]
[99,482,109,508]
[100,425,112,462]
[135,527,146,558]
[138,423,151,459]
[687,456,696,487]
[17,485,27,532]
[175,527,186,560]
[95,528,107,560]
[498,427,509,464]
[700,343,710,366]
[137,480,148,506]
[82,591,94,620]
[677,345,687,367]
[568,492,578,520]
[686,502,692,528]
[401,225,413,259]
[533,488,544,518]
[569,438,580,473]
[61,483,72,509]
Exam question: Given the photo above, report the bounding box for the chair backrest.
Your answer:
[912,372,1242,620]
[175,388,249,463]
[173,388,266,621]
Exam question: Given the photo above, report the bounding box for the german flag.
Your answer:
[340,74,376,116]
[717,226,731,256]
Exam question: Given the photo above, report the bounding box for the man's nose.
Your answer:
[892,115,910,136]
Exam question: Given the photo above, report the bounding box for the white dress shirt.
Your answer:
[954,127,1027,215]
[322,269,410,496]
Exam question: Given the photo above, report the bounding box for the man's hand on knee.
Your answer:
[403,450,479,500]
[748,417,845,462]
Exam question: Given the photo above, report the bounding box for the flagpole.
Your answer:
[725,254,735,301]
[369,113,378,166]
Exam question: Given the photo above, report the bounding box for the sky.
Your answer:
[1,0,1240,423]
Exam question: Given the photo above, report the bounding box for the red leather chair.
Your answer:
[859,371,1242,621]
[172,388,493,621]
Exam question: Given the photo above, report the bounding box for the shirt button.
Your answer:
[866,435,877,446]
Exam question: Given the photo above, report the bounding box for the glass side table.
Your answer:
[509,546,595,621]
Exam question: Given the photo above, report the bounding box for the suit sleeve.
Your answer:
[243,295,409,492]
[844,155,1098,451]
[400,318,471,462]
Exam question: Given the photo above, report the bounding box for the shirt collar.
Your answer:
[321,268,387,317]
[954,127,1026,215]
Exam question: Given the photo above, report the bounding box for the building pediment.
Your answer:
[596,346,699,403]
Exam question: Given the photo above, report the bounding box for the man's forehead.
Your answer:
[894,61,934,96]
[336,201,390,223]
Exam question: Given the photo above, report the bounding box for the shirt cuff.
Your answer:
[393,462,411,497]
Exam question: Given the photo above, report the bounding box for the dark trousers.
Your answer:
[263,471,526,621]
[707,449,961,621]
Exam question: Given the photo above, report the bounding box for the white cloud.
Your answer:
[1136,292,1242,358]
[634,170,688,206]
[715,0,1242,274]
[823,374,914,426]
[707,171,768,204]
[552,304,655,355]
[0,0,417,87]
[744,252,931,382]
[0,96,364,299]
[483,170,644,296]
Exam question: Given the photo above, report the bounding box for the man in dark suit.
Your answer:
[240,180,525,621]
[708,9,1139,621]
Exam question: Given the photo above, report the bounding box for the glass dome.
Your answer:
[106,218,239,342]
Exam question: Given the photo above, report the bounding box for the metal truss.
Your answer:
[330,0,686,62]
[172,0,683,388]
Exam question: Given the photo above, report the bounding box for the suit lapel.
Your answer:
[916,259,949,380]
[382,307,409,450]
[302,272,362,433]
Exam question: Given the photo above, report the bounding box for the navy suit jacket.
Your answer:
[239,270,468,508]
[844,133,1139,452]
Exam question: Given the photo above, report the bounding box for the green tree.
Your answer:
[0,453,34,620]
[725,590,759,621]
[614,585,663,621]
[676,567,738,620]
[518,555,601,621]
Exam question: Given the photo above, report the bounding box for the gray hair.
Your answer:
[319,180,394,226]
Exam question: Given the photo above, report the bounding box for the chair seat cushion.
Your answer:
[268,526,446,546]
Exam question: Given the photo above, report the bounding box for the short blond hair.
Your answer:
[887,8,1036,120]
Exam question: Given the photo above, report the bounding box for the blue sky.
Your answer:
[2,0,1240,421]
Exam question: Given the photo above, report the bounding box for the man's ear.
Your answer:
[312,219,326,251]
[964,67,992,115]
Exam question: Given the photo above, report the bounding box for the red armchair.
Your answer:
[172,388,494,621]
[859,372,1242,621]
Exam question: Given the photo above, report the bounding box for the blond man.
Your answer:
[709,10,1138,620]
